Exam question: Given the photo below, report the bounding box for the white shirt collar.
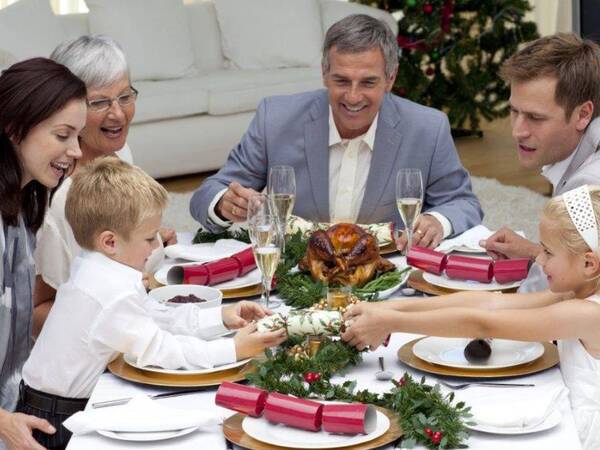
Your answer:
[328,106,378,150]
[79,249,143,284]
[541,144,578,188]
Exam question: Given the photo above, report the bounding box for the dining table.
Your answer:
[66,235,581,450]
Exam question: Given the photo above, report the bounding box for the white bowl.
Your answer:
[149,285,222,309]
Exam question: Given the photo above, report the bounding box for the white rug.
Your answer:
[163,176,549,242]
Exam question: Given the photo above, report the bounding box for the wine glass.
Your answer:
[268,165,296,253]
[246,193,271,240]
[396,169,423,254]
[249,214,283,309]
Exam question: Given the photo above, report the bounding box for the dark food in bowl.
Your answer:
[166,294,208,304]
[464,338,492,363]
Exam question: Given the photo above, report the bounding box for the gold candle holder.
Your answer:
[306,335,323,357]
[327,287,350,310]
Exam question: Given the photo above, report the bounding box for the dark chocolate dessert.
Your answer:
[464,338,492,363]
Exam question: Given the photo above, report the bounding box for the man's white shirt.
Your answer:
[22,251,235,398]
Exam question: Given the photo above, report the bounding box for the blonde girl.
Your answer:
[342,185,600,449]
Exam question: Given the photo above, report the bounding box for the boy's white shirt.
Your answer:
[22,251,236,398]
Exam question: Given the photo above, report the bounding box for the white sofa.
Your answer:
[0,0,396,179]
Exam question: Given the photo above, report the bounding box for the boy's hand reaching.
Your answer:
[234,323,287,360]
[222,301,272,329]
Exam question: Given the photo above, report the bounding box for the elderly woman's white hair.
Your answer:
[50,35,129,88]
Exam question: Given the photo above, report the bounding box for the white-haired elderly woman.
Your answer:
[33,35,176,335]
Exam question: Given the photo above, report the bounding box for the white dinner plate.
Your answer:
[466,409,562,435]
[97,426,197,441]
[412,337,545,370]
[242,409,389,449]
[164,240,250,262]
[422,272,522,291]
[123,354,251,375]
[154,262,261,289]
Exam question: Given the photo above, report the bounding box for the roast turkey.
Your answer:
[298,223,395,286]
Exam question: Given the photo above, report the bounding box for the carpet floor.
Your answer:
[163,176,549,242]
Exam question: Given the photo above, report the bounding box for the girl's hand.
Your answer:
[0,409,55,450]
[222,301,272,329]
[233,323,287,360]
[342,303,391,351]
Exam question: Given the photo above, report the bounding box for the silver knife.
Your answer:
[91,388,203,409]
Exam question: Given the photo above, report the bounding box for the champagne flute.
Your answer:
[246,193,271,243]
[396,168,423,254]
[250,215,283,309]
[268,165,296,253]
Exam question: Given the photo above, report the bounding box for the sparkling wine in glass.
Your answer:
[250,215,283,309]
[396,169,423,253]
[268,166,296,253]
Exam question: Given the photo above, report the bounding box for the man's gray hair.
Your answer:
[322,14,398,79]
[50,35,129,89]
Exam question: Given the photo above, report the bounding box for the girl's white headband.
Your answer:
[562,185,599,251]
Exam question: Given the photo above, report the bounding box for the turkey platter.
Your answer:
[298,223,395,286]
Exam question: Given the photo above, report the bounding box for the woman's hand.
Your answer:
[222,301,272,329]
[0,409,55,450]
[341,303,392,351]
[233,323,287,360]
[159,227,177,247]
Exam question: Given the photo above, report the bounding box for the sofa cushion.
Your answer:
[320,0,398,35]
[0,0,67,60]
[198,67,323,115]
[214,0,323,70]
[86,0,197,81]
[133,77,209,124]
[186,1,225,73]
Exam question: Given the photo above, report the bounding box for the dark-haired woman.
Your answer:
[0,58,86,450]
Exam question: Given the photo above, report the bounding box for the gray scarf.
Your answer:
[0,215,35,412]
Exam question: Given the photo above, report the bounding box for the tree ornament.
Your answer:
[425,67,435,76]
[406,0,416,6]
[431,51,440,61]
[423,3,433,14]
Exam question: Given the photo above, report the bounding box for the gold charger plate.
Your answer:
[108,354,254,387]
[398,337,559,379]
[223,406,402,450]
[407,270,518,296]
[147,274,262,301]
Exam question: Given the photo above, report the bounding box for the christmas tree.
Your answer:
[355,0,539,133]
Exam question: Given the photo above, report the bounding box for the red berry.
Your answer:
[432,431,442,444]
[304,372,314,383]
[313,372,321,381]
[424,427,433,436]
[398,377,406,386]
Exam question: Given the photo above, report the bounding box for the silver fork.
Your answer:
[438,380,535,390]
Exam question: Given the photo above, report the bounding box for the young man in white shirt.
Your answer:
[16,157,286,449]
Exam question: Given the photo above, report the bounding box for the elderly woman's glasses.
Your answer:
[87,87,139,113]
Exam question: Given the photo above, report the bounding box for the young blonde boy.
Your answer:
[16,157,286,449]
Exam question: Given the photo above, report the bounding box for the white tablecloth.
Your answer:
[67,235,581,449]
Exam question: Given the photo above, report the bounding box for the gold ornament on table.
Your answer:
[287,344,309,361]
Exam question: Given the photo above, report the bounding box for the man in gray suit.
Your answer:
[191,14,482,249]
[481,33,600,264]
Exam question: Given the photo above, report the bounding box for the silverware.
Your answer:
[375,356,394,381]
[92,388,203,408]
[438,380,535,390]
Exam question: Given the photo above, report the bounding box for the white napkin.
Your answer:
[64,395,222,435]
[436,225,525,254]
[164,239,250,262]
[453,382,568,429]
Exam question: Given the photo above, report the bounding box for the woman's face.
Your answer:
[17,98,86,188]
[81,74,135,158]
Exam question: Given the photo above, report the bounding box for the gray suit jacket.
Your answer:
[519,117,600,293]
[191,89,483,234]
